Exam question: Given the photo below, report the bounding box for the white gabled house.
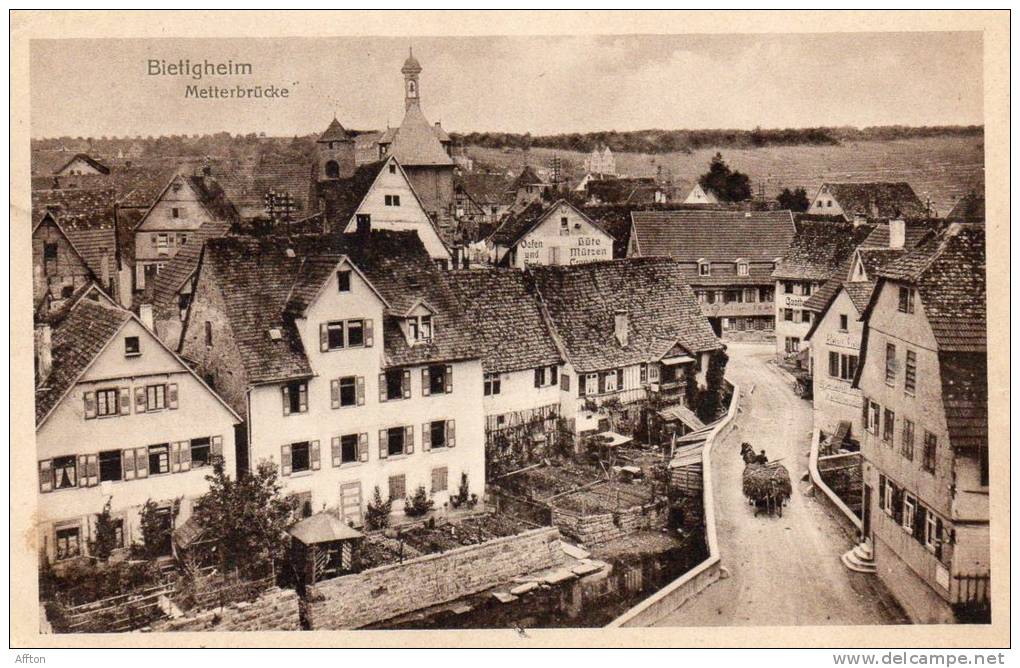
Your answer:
[488,199,614,268]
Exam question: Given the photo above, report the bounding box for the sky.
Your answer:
[29,32,983,138]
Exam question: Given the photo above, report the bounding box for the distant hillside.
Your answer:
[452,125,983,155]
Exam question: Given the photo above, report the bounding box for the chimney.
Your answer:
[139,303,154,331]
[35,323,52,381]
[100,248,111,291]
[889,219,906,250]
[202,165,212,177]
[614,309,629,347]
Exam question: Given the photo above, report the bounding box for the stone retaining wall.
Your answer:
[305,526,564,630]
[147,587,300,633]
[552,503,665,547]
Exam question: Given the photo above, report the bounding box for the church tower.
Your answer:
[316,116,355,181]
[402,48,422,111]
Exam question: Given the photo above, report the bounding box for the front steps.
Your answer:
[841,539,877,574]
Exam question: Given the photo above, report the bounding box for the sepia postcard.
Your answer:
[9,10,1010,650]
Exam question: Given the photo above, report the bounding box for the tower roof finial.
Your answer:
[402,46,422,75]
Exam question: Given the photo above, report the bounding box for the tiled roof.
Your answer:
[217,158,314,221]
[446,269,562,374]
[186,175,240,223]
[200,230,480,384]
[529,258,722,373]
[511,165,545,190]
[803,277,843,313]
[35,296,130,425]
[384,103,454,167]
[877,224,986,353]
[489,199,611,249]
[32,188,119,280]
[585,177,655,204]
[773,220,873,280]
[945,192,985,223]
[843,281,876,313]
[456,172,512,204]
[55,153,110,175]
[859,220,937,251]
[630,210,796,263]
[147,218,233,321]
[318,118,352,144]
[822,182,926,219]
[939,352,987,450]
[319,159,390,230]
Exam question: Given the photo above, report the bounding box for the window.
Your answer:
[347,319,365,347]
[356,213,371,229]
[783,282,794,294]
[99,450,122,482]
[560,216,569,235]
[801,310,812,324]
[96,388,119,417]
[429,421,448,449]
[326,321,345,350]
[44,242,58,261]
[425,364,451,395]
[146,384,166,411]
[830,353,858,381]
[639,363,647,383]
[180,234,188,246]
[901,419,915,461]
[882,477,894,515]
[388,474,406,502]
[698,261,710,277]
[389,163,397,174]
[125,336,140,356]
[784,308,794,322]
[484,372,501,396]
[407,315,432,343]
[897,286,915,314]
[535,365,558,388]
[737,262,749,276]
[925,511,939,551]
[55,525,81,560]
[384,194,401,206]
[340,434,359,464]
[785,337,800,353]
[291,441,311,473]
[604,370,618,392]
[885,343,897,385]
[325,161,340,179]
[923,431,937,472]
[338,376,357,407]
[839,314,849,331]
[204,321,213,347]
[905,350,917,395]
[585,373,599,396]
[171,207,180,218]
[337,270,351,292]
[387,427,405,457]
[431,467,448,493]
[803,283,813,296]
[828,351,839,377]
[882,409,895,444]
[705,291,715,305]
[384,368,408,401]
[869,401,881,435]
[283,381,308,415]
[148,444,170,475]
[156,233,170,255]
[903,494,916,532]
[52,455,77,489]
[190,437,212,467]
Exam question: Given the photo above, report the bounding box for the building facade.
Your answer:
[35,289,240,565]
[490,200,614,268]
[807,182,926,221]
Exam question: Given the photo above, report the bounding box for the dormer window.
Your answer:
[737,260,748,276]
[124,336,140,357]
[408,315,432,344]
[698,259,710,277]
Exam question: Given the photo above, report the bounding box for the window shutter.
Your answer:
[83,392,97,419]
[378,430,388,459]
[598,373,606,394]
[78,455,88,487]
[364,319,374,347]
[210,435,223,459]
[861,396,869,428]
[935,517,944,560]
[914,505,927,542]
[534,368,542,388]
[180,441,192,471]
[358,433,369,462]
[310,440,321,470]
[445,365,453,393]
[39,460,53,493]
[135,447,149,478]
[447,420,456,448]
[122,449,136,481]
[423,423,431,451]
[578,375,585,398]
[378,373,388,403]
[87,454,99,486]
[330,379,340,409]
[281,444,292,476]
[404,425,415,454]
[119,387,131,415]
[356,377,365,406]
[561,373,570,392]
[402,370,411,399]
[135,386,147,413]
[617,368,624,388]
[320,323,328,352]
[878,476,885,510]
[422,368,431,396]
[299,384,308,412]
[171,441,182,473]
[331,436,342,467]
[282,385,291,416]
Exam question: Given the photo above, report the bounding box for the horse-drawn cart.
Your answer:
[738,443,791,517]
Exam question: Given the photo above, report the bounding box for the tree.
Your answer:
[698,152,752,202]
[777,187,810,212]
[89,498,120,561]
[365,486,392,530]
[192,458,294,577]
[138,498,180,561]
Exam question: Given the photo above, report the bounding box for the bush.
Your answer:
[88,498,119,562]
[138,498,180,561]
[365,486,392,530]
[404,485,434,517]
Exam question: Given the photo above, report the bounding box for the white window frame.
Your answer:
[903,494,916,532]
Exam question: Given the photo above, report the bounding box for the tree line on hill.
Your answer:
[451,124,982,154]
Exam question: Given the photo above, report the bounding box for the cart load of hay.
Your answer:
[742,462,792,503]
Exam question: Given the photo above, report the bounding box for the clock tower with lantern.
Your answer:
[402,48,422,110]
